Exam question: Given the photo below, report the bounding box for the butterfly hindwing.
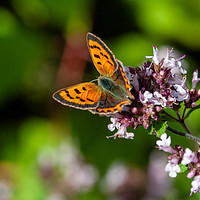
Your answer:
[53,82,101,109]
[87,33,118,76]
[89,90,130,114]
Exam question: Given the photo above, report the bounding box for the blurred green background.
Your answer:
[1,0,200,199]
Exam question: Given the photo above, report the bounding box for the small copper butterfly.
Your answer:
[53,33,134,114]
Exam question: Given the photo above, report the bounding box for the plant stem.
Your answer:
[176,110,192,134]
[162,109,192,134]
[161,110,179,122]
[182,106,187,120]
[167,126,200,144]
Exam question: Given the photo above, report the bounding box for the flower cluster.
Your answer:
[105,45,200,196]
[101,154,172,200]
[107,46,200,139]
[37,142,98,198]
[156,133,200,196]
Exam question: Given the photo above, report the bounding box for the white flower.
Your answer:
[153,92,167,107]
[146,46,160,65]
[156,133,175,153]
[118,131,134,140]
[145,46,160,63]
[140,91,168,107]
[146,46,186,75]
[172,84,189,102]
[165,158,181,178]
[107,124,134,140]
[152,46,160,65]
[190,175,200,195]
[181,148,198,165]
[192,69,200,89]
[108,118,120,131]
[156,133,171,148]
[140,91,153,104]
[163,48,186,75]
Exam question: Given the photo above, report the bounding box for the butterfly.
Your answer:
[53,33,134,114]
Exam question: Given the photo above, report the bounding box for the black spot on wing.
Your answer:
[89,45,101,50]
[97,62,102,65]
[66,93,74,99]
[87,98,94,102]
[82,87,87,91]
[94,54,100,59]
[107,60,113,66]
[74,88,81,94]
[104,54,109,59]
[93,45,101,50]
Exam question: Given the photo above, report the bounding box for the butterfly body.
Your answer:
[53,33,134,114]
[98,75,129,101]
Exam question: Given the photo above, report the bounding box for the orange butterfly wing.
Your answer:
[87,33,117,76]
[113,60,132,97]
[53,82,102,109]
[53,33,133,115]
[90,90,131,114]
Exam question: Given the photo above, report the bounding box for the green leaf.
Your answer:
[148,121,168,137]
[184,104,200,119]
[179,164,188,173]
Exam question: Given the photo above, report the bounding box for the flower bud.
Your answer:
[190,88,196,95]
[191,102,196,108]
[187,170,196,179]
[198,89,200,97]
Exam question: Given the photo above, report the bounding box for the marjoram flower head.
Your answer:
[107,46,195,139]
[105,46,200,197]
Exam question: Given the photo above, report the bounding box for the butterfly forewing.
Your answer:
[87,33,118,77]
[53,82,101,109]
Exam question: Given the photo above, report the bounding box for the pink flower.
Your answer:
[187,170,196,179]
[192,69,200,89]
[165,158,180,178]
[181,148,198,165]
[172,84,189,102]
[190,175,200,195]
[156,133,175,154]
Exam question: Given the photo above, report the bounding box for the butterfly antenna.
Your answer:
[90,78,98,83]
